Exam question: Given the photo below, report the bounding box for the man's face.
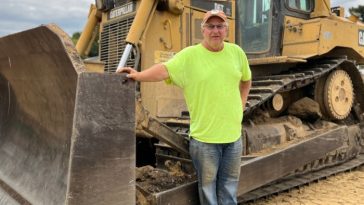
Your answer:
[201,16,227,48]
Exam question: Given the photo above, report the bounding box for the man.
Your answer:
[117,9,251,205]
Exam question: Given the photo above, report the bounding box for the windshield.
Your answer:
[287,0,312,12]
[237,0,272,53]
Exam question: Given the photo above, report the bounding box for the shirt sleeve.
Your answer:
[240,49,252,81]
[162,49,188,88]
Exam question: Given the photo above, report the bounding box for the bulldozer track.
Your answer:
[239,154,364,203]
[245,57,347,116]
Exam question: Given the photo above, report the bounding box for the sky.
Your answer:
[0,0,363,38]
[0,0,93,37]
[331,0,364,13]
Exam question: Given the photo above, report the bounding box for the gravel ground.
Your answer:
[248,165,364,205]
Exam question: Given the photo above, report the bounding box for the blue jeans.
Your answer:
[189,137,242,205]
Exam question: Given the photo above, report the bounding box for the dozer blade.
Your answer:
[0,24,135,205]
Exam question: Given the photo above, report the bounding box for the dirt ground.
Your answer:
[248,165,364,205]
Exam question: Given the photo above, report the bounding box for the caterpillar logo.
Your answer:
[360,30,364,46]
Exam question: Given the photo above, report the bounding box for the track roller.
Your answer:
[315,69,354,120]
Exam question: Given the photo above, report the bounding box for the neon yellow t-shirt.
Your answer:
[164,42,251,143]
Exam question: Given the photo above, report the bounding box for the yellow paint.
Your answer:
[76,4,101,57]
[311,0,330,18]
[283,15,364,62]
[154,51,175,64]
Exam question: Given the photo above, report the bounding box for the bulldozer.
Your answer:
[1,0,364,204]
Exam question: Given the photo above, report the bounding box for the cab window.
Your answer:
[287,0,313,12]
[238,0,272,53]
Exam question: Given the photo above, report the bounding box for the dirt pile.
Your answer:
[136,161,196,193]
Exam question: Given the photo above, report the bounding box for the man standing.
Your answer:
[117,9,251,205]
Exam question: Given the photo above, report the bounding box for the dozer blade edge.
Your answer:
[0,24,136,205]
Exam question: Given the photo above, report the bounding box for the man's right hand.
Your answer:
[116,67,139,80]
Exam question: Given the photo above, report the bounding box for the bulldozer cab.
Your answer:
[236,0,364,65]
[236,0,323,59]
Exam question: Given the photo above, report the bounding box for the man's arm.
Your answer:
[240,80,252,109]
[116,63,169,82]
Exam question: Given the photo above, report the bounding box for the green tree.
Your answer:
[89,34,99,57]
[349,5,364,21]
[71,32,81,45]
[71,31,99,58]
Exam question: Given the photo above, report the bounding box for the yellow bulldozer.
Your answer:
[1,0,364,204]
